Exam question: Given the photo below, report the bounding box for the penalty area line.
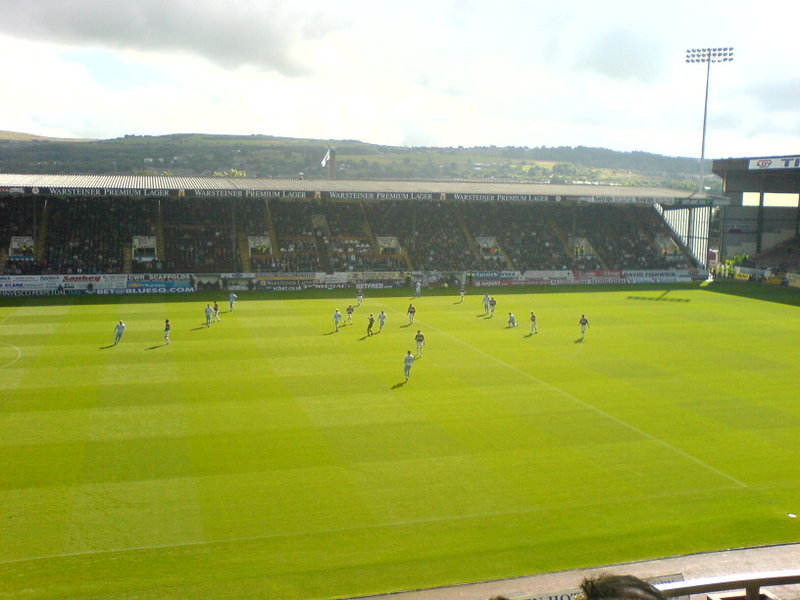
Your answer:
[407,312,748,490]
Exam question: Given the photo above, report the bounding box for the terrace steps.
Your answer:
[122,246,133,273]
[35,204,48,261]
[238,232,251,271]
[265,199,281,259]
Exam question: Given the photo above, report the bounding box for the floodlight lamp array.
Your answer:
[685,47,734,63]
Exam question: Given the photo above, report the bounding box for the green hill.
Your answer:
[0,132,711,192]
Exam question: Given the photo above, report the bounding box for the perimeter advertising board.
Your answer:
[471,270,576,286]
[0,269,700,296]
[0,275,63,295]
[248,271,406,290]
[125,274,195,294]
[0,274,130,295]
[471,269,693,286]
[62,274,129,293]
[623,270,693,283]
[0,274,198,295]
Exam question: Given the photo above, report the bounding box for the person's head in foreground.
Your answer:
[577,574,666,600]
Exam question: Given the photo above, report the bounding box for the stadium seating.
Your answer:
[1,195,698,275]
[746,236,800,274]
[0,196,43,274]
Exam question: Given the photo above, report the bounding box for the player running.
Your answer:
[579,314,590,340]
[204,304,213,327]
[507,312,518,327]
[345,304,354,325]
[403,350,415,381]
[483,293,490,315]
[367,313,375,337]
[113,320,126,345]
[529,311,538,334]
[333,309,342,332]
[229,292,238,311]
[407,304,416,324]
[164,319,172,344]
[459,284,466,303]
[378,310,387,331]
[213,301,221,322]
[415,329,425,357]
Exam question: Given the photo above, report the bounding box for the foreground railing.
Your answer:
[656,570,800,600]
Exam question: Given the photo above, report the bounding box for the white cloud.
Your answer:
[1,0,799,158]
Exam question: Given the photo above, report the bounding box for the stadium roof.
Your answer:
[0,173,712,205]
[713,155,800,195]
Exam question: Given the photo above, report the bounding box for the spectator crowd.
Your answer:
[1,195,698,276]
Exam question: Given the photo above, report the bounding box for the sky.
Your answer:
[1,0,798,159]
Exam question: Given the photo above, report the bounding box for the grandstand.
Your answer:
[0,174,716,281]
[4,157,796,285]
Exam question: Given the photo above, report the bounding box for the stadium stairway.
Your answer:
[265,199,281,259]
[362,211,379,250]
[34,204,48,262]
[593,247,610,270]
[496,244,515,269]
[155,206,165,264]
[363,211,392,268]
[548,215,575,262]
[314,228,331,272]
[237,232,251,272]
[122,246,133,273]
[457,212,484,264]
[400,247,414,270]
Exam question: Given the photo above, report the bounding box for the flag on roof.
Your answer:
[321,149,331,168]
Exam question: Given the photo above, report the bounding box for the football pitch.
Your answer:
[1,282,799,600]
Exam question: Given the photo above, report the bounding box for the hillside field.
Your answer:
[1,282,799,600]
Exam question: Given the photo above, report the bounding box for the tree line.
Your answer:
[0,133,716,192]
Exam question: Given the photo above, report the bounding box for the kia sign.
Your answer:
[748,156,800,170]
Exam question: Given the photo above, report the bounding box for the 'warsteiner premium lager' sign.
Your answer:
[186,189,312,199]
[324,191,435,201]
[35,187,172,197]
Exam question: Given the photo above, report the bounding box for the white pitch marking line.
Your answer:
[0,312,23,369]
[0,342,22,369]
[0,483,737,567]
[384,302,747,490]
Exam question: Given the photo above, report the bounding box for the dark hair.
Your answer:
[579,574,666,600]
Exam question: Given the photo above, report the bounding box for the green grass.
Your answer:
[1,282,800,600]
